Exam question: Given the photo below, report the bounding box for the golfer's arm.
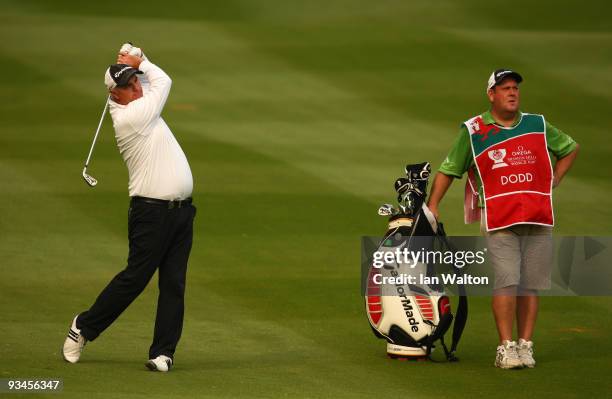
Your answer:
[553,143,579,188]
[427,172,455,218]
[139,60,171,115]
[126,60,172,131]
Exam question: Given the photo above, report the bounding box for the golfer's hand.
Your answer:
[117,53,143,69]
[119,42,134,55]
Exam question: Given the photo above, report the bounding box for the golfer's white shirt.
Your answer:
[109,60,193,201]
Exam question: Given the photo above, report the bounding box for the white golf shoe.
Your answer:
[494,340,523,369]
[146,355,173,372]
[517,339,536,368]
[62,315,87,363]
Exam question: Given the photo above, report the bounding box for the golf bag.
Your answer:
[365,162,468,361]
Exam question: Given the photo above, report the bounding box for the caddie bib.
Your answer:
[464,113,554,231]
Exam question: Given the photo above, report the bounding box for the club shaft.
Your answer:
[84,96,110,168]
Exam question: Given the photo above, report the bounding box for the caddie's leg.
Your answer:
[485,225,521,343]
[492,287,517,343]
[516,225,552,341]
[77,200,170,341]
[517,291,538,341]
[149,204,195,360]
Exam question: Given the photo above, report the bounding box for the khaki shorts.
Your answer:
[481,215,553,291]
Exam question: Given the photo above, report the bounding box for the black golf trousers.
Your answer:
[77,197,195,359]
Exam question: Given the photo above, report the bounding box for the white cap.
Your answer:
[104,68,116,90]
[487,69,523,91]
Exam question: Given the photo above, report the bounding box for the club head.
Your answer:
[397,191,416,215]
[394,177,412,195]
[82,168,98,187]
[405,162,431,180]
[378,203,398,216]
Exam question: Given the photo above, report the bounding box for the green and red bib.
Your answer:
[465,113,554,231]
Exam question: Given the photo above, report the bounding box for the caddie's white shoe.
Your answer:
[146,355,173,372]
[494,340,523,369]
[517,339,536,368]
[62,315,87,363]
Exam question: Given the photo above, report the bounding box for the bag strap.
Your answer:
[449,292,467,359]
[435,222,468,361]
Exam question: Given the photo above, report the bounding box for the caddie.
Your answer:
[427,69,579,369]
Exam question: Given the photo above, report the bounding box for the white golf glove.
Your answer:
[119,42,148,61]
[119,42,133,54]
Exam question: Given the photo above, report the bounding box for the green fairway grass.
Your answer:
[1,1,611,397]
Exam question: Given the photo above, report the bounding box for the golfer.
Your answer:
[427,69,578,369]
[62,44,195,372]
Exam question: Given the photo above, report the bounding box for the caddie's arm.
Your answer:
[552,143,579,188]
[117,52,172,131]
[428,126,472,220]
[546,121,579,188]
[427,173,454,220]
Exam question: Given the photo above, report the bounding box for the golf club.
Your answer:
[378,203,398,216]
[405,162,431,180]
[82,96,110,187]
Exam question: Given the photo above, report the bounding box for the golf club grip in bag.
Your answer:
[365,162,468,361]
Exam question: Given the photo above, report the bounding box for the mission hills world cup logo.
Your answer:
[488,148,508,169]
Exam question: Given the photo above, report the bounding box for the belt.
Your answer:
[132,196,192,209]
